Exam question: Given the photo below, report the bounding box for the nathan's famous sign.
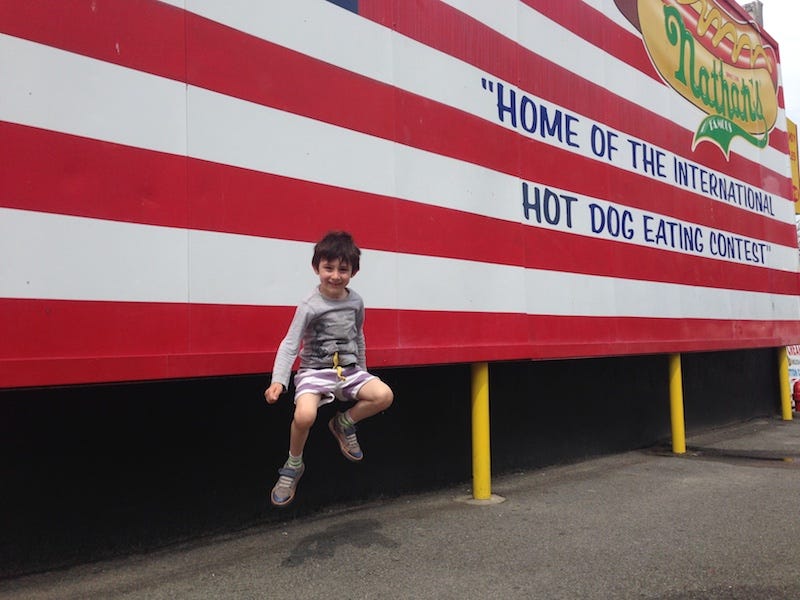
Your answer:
[615,0,779,158]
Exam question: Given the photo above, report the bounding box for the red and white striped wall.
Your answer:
[2,0,799,388]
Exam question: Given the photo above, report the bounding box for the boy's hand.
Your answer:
[264,382,285,404]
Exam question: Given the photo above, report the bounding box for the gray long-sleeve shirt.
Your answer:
[270,287,366,388]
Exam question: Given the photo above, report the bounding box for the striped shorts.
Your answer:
[293,366,376,405]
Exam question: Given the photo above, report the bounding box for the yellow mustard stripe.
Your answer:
[333,351,346,381]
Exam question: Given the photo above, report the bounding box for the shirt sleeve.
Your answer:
[356,300,366,369]
[270,301,312,388]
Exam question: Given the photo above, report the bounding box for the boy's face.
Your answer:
[314,258,353,300]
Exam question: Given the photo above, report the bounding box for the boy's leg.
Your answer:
[329,378,393,461]
[290,393,320,456]
[271,393,319,507]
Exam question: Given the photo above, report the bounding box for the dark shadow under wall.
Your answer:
[0,349,781,577]
[0,364,473,578]
[681,348,780,430]
[489,354,673,473]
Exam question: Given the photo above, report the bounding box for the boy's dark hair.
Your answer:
[312,231,361,275]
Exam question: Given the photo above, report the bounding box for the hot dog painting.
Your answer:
[615,0,779,157]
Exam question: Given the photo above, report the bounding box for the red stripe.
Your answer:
[3,298,800,388]
[0,299,190,360]
[3,122,796,294]
[526,315,800,358]
[0,122,188,228]
[523,228,800,296]
[5,118,791,255]
[2,0,790,200]
[0,0,186,82]
[520,0,662,83]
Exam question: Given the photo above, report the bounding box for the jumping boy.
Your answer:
[264,231,394,507]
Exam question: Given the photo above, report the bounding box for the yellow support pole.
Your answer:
[778,347,793,421]
[668,353,686,455]
[471,362,491,500]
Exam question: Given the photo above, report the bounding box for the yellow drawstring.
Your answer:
[333,351,346,381]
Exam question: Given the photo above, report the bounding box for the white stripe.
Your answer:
[519,182,798,272]
[0,209,189,303]
[189,233,326,307]
[3,209,798,322]
[0,34,186,156]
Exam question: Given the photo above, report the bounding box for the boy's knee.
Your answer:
[293,401,318,429]
[376,383,393,410]
[354,380,393,413]
[292,414,314,431]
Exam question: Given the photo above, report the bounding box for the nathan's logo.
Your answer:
[615,0,779,158]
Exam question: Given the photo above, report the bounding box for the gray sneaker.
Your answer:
[329,414,363,462]
[271,463,305,507]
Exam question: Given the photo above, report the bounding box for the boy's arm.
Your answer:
[266,302,311,401]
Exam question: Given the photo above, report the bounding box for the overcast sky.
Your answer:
[752,0,800,125]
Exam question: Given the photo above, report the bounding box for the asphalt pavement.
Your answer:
[2,417,800,599]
